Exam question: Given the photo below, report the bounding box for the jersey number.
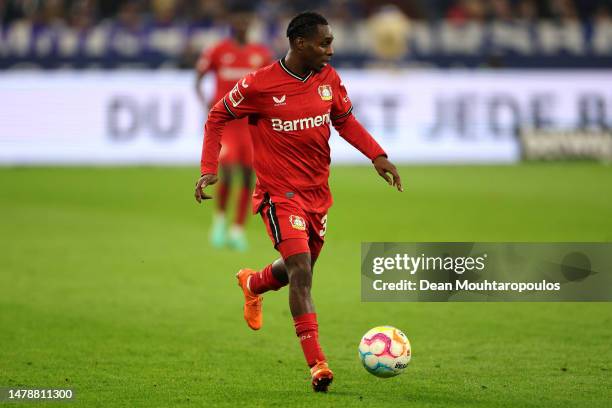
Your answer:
[319,214,328,237]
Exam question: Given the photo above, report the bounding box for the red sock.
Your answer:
[235,186,251,226]
[294,313,326,368]
[249,264,286,295]
[217,182,230,212]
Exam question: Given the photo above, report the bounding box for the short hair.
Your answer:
[286,11,328,42]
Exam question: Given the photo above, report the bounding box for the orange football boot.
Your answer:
[236,269,263,330]
[310,361,334,392]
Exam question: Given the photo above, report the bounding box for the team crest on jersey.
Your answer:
[229,83,244,107]
[289,215,306,231]
[318,85,333,101]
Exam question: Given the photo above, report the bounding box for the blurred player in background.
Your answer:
[195,7,272,251]
[195,12,402,392]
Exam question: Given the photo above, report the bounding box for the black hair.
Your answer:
[286,11,328,42]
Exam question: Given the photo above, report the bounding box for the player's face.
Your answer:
[303,25,334,72]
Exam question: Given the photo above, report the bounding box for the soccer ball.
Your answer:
[358,326,411,378]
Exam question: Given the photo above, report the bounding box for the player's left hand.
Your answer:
[194,174,218,203]
[373,156,403,192]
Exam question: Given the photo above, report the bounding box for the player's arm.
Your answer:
[194,99,229,202]
[330,75,403,192]
[195,74,259,203]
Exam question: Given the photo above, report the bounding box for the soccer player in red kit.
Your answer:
[195,12,402,392]
[195,10,272,251]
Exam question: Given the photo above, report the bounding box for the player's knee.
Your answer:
[286,255,312,290]
[289,270,312,293]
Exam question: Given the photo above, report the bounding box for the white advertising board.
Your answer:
[1,70,610,165]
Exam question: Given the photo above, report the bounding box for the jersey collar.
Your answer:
[279,58,313,82]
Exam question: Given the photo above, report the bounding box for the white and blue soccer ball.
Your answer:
[358,326,411,378]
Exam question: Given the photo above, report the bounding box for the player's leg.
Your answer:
[246,258,287,296]
[284,249,332,392]
[285,251,313,315]
[237,203,313,328]
[274,212,331,391]
[235,199,297,330]
[292,211,331,391]
[249,254,321,294]
[227,164,253,251]
[236,204,332,390]
[271,258,290,285]
[210,164,232,248]
[248,211,326,295]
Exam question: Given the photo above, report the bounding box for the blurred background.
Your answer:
[1,0,611,165]
[1,0,612,69]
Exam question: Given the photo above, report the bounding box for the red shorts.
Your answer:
[259,197,328,263]
[219,118,253,167]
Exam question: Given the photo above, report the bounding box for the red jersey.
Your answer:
[201,59,386,213]
[196,39,272,105]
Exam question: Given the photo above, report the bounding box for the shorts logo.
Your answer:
[229,83,245,107]
[289,215,306,231]
[318,85,332,101]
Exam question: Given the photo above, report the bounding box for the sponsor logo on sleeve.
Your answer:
[229,83,245,107]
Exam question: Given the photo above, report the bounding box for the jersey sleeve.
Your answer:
[200,100,232,175]
[220,72,260,119]
[200,72,260,175]
[330,69,386,161]
[330,69,354,121]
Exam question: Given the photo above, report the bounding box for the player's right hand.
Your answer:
[373,156,403,192]
[194,174,218,203]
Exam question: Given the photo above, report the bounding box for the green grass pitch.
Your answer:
[1,164,611,407]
